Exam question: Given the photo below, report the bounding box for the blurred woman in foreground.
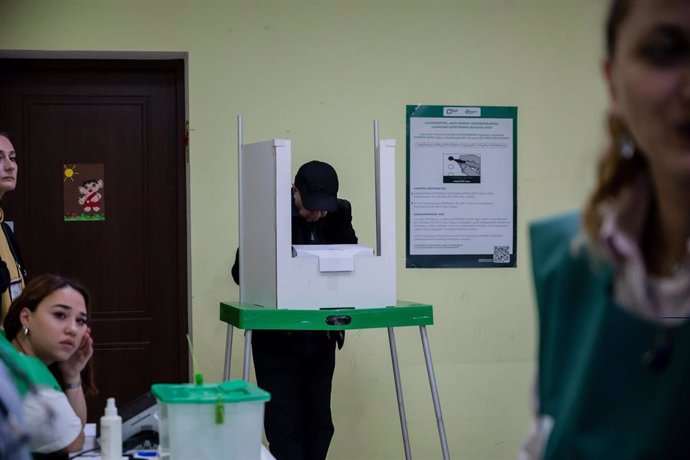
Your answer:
[522,0,690,458]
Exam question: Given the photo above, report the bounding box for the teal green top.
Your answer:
[531,212,690,460]
[219,301,433,330]
[0,330,61,394]
[152,379,270,404]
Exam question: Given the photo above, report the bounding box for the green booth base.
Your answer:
[219,300,450,460]
[219,300,433,331]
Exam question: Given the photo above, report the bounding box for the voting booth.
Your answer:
[238,137,397,310]
[224,122,449,460]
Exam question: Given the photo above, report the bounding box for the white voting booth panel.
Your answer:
[239,138,396,310]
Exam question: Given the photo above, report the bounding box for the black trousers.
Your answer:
[252,330,336,460]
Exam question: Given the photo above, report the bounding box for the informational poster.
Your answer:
[406,105,517,268]
[63,164,106,222]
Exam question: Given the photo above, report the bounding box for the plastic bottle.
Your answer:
[100,397,123,460]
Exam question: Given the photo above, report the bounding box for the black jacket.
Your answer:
[0,222,28,295]
[231,198,357,284]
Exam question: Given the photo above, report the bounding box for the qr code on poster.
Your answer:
[493,246,510,263]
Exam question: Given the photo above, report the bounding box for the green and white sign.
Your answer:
[406,105,517,268]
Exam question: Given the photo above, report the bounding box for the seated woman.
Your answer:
[2,274,95,458]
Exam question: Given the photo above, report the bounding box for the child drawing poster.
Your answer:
[63,164,106,222]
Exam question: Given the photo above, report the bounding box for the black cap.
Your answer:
[294,160,339,212]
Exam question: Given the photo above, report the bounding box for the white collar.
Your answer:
[597,176,690,325]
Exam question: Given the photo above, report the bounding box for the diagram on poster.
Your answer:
[444,154,481,183]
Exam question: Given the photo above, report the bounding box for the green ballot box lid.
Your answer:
[152,379,270,404]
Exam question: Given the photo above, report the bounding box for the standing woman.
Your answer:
[0,133,28,323]
[3,274,95,458]
[522,0,690,458]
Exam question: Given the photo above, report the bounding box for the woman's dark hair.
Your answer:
[3,274,97,395]
[606,0,631,59]
[582,0,650,241]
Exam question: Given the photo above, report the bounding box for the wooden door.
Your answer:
[0,58,188,422]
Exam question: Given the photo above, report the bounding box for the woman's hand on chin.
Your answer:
[58,327,93,381]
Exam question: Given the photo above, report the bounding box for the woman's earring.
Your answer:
[22,325,29,336]
[620,135,636,159]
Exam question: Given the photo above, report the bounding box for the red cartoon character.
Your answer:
[78,179,104,213]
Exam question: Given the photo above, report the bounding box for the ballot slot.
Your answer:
[292,244,374,273]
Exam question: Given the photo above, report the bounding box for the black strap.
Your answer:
[0,222,28,282]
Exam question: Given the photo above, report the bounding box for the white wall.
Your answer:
[0,1,609,458]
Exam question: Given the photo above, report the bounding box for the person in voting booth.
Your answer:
[520,0,690,458]
[232,160,357,460]
[3,274,96,459]
[0,133,28,324]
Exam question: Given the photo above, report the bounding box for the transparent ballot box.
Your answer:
[151,380,270,460]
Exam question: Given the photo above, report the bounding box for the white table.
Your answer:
[70,424,276,460]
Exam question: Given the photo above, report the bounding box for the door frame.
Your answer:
[0,50,193,381]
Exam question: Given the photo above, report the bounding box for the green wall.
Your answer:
[0,1,609,458]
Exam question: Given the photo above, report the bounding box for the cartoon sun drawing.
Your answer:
[63,164,79,182]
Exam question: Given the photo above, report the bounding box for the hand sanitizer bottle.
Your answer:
[100,397,123,460]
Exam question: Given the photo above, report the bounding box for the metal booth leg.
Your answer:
[223,324,234,381]
[243,330,253,382]
[419,325,450,460]
[388,327,412,460]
